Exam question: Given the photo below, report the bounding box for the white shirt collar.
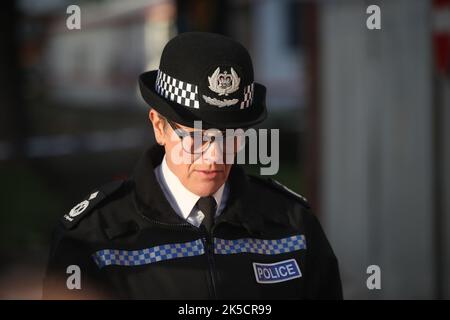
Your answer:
[160,155,225,220]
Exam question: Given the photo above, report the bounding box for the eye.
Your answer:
[202,134,215,142]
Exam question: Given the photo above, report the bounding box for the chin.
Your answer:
[192,180,222,197]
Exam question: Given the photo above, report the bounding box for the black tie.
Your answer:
[197,196,217,233]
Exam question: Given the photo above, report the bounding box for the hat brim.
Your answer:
[139,71,267,129]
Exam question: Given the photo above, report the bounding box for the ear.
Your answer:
[149,109,166,146]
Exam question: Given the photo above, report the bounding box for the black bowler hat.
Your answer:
[139,32,267,129]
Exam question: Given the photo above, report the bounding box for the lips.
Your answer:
[195,170,223,179]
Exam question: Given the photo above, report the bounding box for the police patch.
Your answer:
[61,180,125,229]
[253,259,302,284]
[65,191,98,222]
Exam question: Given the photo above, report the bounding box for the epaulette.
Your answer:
[249,175,310,209]
[61,180,126,230]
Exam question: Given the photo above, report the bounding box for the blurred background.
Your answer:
[0,0,449,299]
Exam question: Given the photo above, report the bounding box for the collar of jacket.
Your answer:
[131,144,265,236]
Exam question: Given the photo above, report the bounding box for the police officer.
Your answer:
[43,32,343,299]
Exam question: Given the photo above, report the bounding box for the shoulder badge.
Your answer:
[61,180,125,230]
[249,175,310,209]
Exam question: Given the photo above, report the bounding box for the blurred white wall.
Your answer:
[320,0,435,299]
[251,0,304,111]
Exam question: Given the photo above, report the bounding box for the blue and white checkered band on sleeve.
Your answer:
[240,83,254,109]
[214,234,306,255]
[92,239,205,269]
[155,69,200,109]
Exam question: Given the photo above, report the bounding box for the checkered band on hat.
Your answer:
[92,239,205,268]
[214,234,307,255]
[155,69,200,109]
[155,69,256,109]
[240,83,254,109]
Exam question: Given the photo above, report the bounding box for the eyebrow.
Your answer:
[167,119,227,134]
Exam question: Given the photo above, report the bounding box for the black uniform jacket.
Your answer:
[43,145,343,299]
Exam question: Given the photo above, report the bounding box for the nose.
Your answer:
[202,139,223,164]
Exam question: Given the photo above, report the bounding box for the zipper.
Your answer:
[141,215,192,229]
[140,208,219,299]
[202,228,218,299]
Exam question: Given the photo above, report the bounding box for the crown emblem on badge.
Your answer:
[207,67,240,96]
